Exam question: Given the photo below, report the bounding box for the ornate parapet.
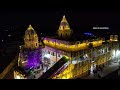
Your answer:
[43,37,103,52]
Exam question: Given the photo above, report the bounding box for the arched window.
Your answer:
[29,34,30,38]
[66,34,68,36]
[53,52,55,56]
[61,33,62,38]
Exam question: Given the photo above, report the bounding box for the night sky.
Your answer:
[0,11,120,34]
[0,1,120,37]
[0,6,120,42]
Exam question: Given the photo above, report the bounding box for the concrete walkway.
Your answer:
[82,60,119,79]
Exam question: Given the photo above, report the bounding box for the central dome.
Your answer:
[25,25,37,36]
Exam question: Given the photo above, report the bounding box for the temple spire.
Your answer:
[24,24,39,49]
[62,15,67,22]
[59,15,70,30]
[57,15,72,39]
[27,24,34,30]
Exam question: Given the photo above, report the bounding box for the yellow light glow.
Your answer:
[27,24,34,30]
[16,75,21,79]
[14,71,26,79]
[43,40,102,52]
[58,15,70,31]
[22,61,27,63]
[52,62,92,79]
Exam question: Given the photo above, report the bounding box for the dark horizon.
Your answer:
[0,11,120,44]
[0,11,120,32]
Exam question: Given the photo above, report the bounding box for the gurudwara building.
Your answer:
[14,15,119,79]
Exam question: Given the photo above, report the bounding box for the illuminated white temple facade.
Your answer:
[14,15,119,79]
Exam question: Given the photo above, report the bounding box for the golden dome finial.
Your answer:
[63,15,65,18]
[27,24,34,30]
[62,15,67,22]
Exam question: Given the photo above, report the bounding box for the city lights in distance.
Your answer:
[84,32,93,36]
[8,34,11,37]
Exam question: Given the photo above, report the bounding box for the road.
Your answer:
[0,54,18,79]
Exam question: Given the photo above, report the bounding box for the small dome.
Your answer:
[24,24,39,49]
[25,24,37,36]
[58,15,71,31]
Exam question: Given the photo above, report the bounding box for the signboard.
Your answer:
[93,27,109,29]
